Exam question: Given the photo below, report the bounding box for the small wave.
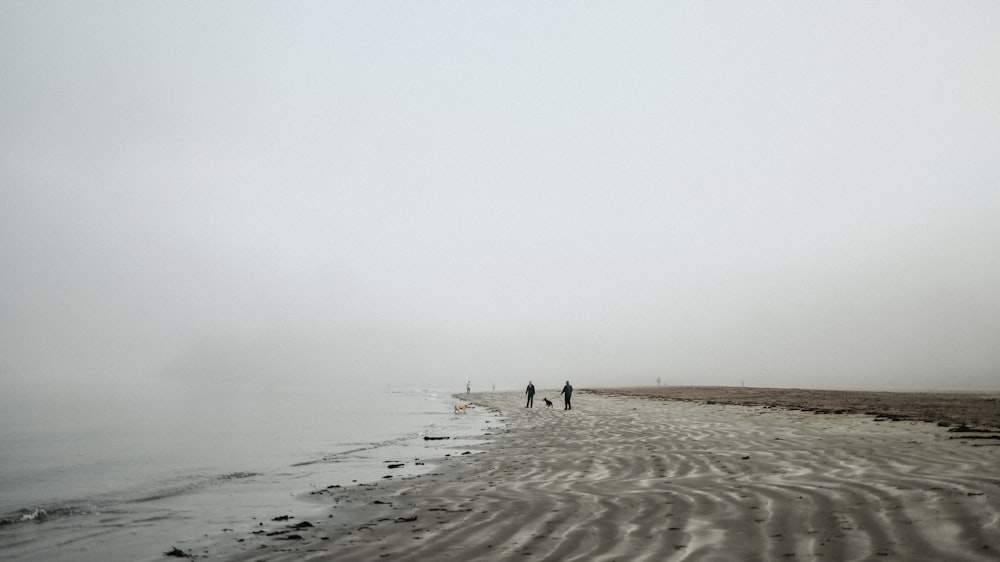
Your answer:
[220,471,259,480]
[0,508,49,525]
[290,389,473,468]
[291,430,429,467]
[0,506,87,527]
[132,478,211,502]
[133,470,257,502]
[1,469,271,529]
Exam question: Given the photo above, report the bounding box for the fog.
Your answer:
[2,2,998,393]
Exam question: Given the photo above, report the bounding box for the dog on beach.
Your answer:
[454,403,469,414]
[542,397,553,408]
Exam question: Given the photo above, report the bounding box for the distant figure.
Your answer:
[466,380,471,395]
[657,377,661,387]
[525,380,536,408]
[561,380,573,410]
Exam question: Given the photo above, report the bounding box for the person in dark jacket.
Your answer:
[525,381,536,408]
[560,380,573,410]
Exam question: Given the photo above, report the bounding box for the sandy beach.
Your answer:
[203,388,1000,561]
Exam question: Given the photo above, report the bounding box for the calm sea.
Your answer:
[0,376,488,561]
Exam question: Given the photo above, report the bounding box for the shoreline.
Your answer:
[167,398,505,560]
[0,388,494,562]
[197,389,998,561]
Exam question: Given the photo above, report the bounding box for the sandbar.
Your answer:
[204,387,1000,561]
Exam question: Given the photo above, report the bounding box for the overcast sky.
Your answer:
[2,2,998,392]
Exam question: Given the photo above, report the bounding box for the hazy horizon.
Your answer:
[2,2,998,394]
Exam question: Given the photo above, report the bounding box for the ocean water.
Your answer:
[0,377,488,561]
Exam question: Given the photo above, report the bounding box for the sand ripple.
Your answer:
[225,391,1000,561]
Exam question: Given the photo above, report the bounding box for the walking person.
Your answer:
[466,380,471,395]
[560,380,573,410]
[525,380,536,408]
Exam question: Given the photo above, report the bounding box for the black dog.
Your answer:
[542,397,553,408]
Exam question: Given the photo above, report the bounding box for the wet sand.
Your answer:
[211,388,1000,561]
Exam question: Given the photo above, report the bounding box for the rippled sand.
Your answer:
[221,390,1000,561]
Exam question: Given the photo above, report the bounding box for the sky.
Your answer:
[1,2,998,392]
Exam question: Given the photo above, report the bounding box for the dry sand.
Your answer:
[210,388,1000,561]
[595,386,1000,431]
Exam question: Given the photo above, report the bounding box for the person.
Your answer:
[466,380,471,395]
[525,380,536,408]
[560,380,573,410]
